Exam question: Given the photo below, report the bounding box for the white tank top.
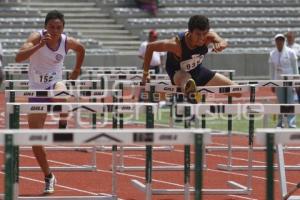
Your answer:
[29,30,67,89]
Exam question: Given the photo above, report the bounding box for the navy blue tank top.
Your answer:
[166,32,208,74]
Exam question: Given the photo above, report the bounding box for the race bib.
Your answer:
[180,54,204,71]
[34,71,57,83]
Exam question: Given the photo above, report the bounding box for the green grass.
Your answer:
[80,108,300,133]
[134,108,297,133]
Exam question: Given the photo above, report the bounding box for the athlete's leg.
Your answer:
[53,81,68,128]
[205,73,234,86]
[29,113,50,176]
[173,70,192,91]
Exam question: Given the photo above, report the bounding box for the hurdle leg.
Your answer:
[266,133,275,200]
[5,134,16,200]
[194,133,204,200]
[184,106,191,200]
[277,144,288,198]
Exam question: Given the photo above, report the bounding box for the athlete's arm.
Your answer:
[67,37,85,80]
[142,38,178,84]
[207,31,228,53]
[15,31,51,62]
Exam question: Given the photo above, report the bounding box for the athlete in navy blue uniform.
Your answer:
[142,15,240,100]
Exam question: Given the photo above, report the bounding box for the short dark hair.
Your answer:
[45,10,65,26]
[188,15,210,32]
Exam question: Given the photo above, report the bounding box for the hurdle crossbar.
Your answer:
[4,80,105,90]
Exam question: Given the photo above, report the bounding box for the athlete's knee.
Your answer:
[54,81,67,91]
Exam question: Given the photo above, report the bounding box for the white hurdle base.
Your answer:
[97,145,174,151]
[287,196,300,200]
[116,165,197,172]
[0,195,117,200]
[131,179,251,195]
[217,164,300,171]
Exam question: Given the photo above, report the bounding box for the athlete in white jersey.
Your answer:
[15,10,85,195]
[28,29,66,89]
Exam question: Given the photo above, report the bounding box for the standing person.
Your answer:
[269,33,298,128]
[15,10,85,194]
[138,29,162,74]
[285,31,300,103]
[141,15,240,103]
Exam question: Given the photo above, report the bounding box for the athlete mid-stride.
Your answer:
[15,10,85,194]
[142,15,241,103]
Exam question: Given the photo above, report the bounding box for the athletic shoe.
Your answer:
[184,79,201,103]
[44,173,56,194]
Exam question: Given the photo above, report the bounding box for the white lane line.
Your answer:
[2,147,299,199]
[0,152,123,199]
[17,152,300,199]
[229,195,258,200]
[0,171,119,198]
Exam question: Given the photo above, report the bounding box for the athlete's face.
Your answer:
[275,38,285,52]
[190,29,209,46]
[45,19,64,41]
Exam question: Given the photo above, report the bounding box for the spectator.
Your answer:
[138,29,162,74]
[135,0,158,16]
[285,31,300,103]
[269,33,298,128]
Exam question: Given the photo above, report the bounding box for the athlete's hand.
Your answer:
[212,42,226,53]
[40,32,52,46]
[69,68,81,80]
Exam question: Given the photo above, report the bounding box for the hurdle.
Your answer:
[3,79,173,152]
[1,128,210,200]
[112,72,239,172]
[4,64,137,71]
[4,80,107,90]
[4,90,122,172]
[191,102,300,171]
[6,102,156,173]
[214,80,300,171]
[256,129,300,200]
[3,68,155,81]
[133,102,261,196]
[4,79,110,127]
[5,88,121,133]
[96,81,174,154]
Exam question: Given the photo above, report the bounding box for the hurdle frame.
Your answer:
[131,84,254,196]
[4,102,161,200]
[4,88,124,172]
[215,80,300,171]
[1,128,210,200]
[256,129,300,200]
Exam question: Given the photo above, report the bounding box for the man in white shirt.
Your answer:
[138,29,162,74]
[269,33,298,128]
[286,31,300,103]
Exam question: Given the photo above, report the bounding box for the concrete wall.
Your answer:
[3,53,270,80]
